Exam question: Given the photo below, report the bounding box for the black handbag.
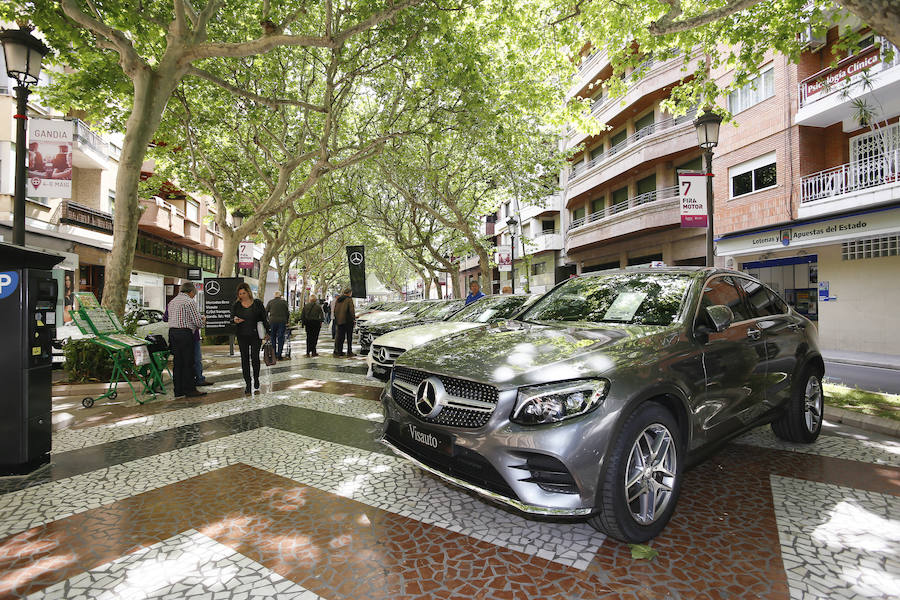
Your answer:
[262,341,277,366]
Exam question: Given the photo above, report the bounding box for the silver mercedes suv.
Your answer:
[380,267,824,543]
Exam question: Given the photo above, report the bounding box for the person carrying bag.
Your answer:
[231,282,269,393]
[301,294,326,357]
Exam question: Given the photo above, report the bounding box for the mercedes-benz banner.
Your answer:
[203,277,243,335]
[346,246,367,298]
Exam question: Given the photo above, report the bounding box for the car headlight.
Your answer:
[511,379,610,426]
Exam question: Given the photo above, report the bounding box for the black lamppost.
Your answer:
[506,216,518,293]
[1,26,49,246]
[693,110,723,267]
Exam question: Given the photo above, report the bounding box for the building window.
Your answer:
[728,66,775,114]
[589,144,605,162]
[532,262,547,276]
[636,174,656,197]
[610,129,628,154]
[730,152,777,198]
[107,189,116,213]
[186,200,199,223]
[634,111,655,138]
[589,197,605,218]
[611,186,629,206]
[573,207,586,222]
[842,235,899,260]
[541,219,555,233]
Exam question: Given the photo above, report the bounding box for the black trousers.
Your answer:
[335,323,354,354]
[168,328,196,397]
[305,321,322,355]
[236,333,262,386]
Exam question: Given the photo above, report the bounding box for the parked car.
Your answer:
[356,301,419,328]
[368,294,538,381]
[380,267,824,543]
[358,298,467,355]
[355,300,441,350]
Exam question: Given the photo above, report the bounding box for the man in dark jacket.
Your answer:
[301,294,325,357]
[332,287,356,357]
[266,291,291,359]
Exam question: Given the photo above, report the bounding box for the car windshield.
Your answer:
[519,272,692,326]
[451,295,531,323]
[402,302,438,316]
[420,299,466,320]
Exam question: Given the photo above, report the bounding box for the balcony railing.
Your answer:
[798,40,900,108]
[73,119,108,155]
[569,185,680,230]
[577,49,608,77]
[52,200,114,234]
[568,109,697,181]
[801,150,900,203]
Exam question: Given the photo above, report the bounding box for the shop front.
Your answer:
[716,204,900,355]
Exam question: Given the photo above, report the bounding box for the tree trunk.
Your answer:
[432,274,443,299]
[477,250,493,295]
[101,71,180,314]
[839,1,900,48]
[219,229,239,277]
[257,245,277,301]
[449,265,461,299]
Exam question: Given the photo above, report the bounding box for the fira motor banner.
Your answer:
[346,246,367,298]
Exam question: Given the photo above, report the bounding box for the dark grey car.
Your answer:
[380,267,824,543]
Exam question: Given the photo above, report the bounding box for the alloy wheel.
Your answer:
[804,376,823,433]
[624,423,677,525]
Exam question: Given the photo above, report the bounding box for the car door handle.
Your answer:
[788,323,802,331]
[747,328,762,340]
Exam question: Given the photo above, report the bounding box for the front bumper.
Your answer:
[380,384,609,516]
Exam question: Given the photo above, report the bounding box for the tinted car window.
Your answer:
[700,276,752,322]
[452,295,530,323]
[421,300,466,320]
[734,277,781,317]
[521,273,692,325]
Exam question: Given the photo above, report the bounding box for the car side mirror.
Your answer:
[137,319,149,326]
[705,305,734,333]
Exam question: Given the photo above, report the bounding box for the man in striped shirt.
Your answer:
[166,282,207,399]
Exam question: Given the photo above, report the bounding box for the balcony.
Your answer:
[72,119,109,170]
[479,220,496,237]
[459,254,480,271]
[567,49,610,98]
[799,150,900,218]
[53,200,114,234]
[524,231,564,255]
[567,185,680,251]
[138,197,186,241]
[566,111,697,199]
[520,193,564,221]
[796,40,900,130]
[183,219,202,245]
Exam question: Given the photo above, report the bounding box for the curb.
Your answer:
[824,405,900,438]
[823,357,900,371]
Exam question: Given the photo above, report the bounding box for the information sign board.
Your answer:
[203,277,242,335]
[678,172,708,228]
[84,308,118,333]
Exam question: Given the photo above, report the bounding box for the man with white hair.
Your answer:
[166,282,207,399]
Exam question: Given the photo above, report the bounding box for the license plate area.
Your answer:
[394,420,455,456]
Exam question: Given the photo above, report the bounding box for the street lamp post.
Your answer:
[1,26,49,247]
[693,110,723,267]
[506,216,518,293]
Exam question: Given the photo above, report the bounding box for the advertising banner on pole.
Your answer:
[496,245,512,271]
[238,241,254,269]
[28,118,73,198]
[346,245,367,298]
[678,172,708,228]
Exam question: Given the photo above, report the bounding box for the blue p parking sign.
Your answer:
[0,271,19,300]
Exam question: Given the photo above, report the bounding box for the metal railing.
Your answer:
[568,109,697,181]
[73,119,108,155]
[801,149,900,203]
[577,50,608,76]
[798,40,900,108]
[52,200,114,234]
[580,49,684,117]
[568,185,680,230]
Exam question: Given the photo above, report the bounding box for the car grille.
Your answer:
[391,366,498,429]
[371,345,405,367]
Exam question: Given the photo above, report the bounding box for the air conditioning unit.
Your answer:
[799,26,826,51]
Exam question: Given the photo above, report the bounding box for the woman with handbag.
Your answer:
[301,294,325,357]
[231,282,269,393]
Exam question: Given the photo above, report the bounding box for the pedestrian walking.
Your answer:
[231,283,270,393]
[266,291,291,360]
[465,280,486,305]
[166,282,207,399]
[333,287,356,357]
[301,294,325,357]
[322,298,331,326]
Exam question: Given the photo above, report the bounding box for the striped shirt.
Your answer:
[166,292,203,331]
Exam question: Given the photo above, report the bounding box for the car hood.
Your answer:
[396,320,674,390]
[357,311,405,326]
[373,321,484,351]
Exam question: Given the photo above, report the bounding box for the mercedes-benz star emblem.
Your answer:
[415,377,445,419]
[349,251,364,266]
[205,280,220,295]
[378,347,390,363]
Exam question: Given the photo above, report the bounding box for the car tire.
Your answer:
[771,367,823,444]
[588,402,684,543]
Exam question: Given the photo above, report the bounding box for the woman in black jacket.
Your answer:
[231,282,269,393]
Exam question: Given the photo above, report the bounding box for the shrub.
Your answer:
[63,339,114,383]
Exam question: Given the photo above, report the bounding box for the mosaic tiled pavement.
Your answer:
[1,333,898,599]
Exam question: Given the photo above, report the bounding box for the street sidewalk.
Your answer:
[823,349,900,370]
